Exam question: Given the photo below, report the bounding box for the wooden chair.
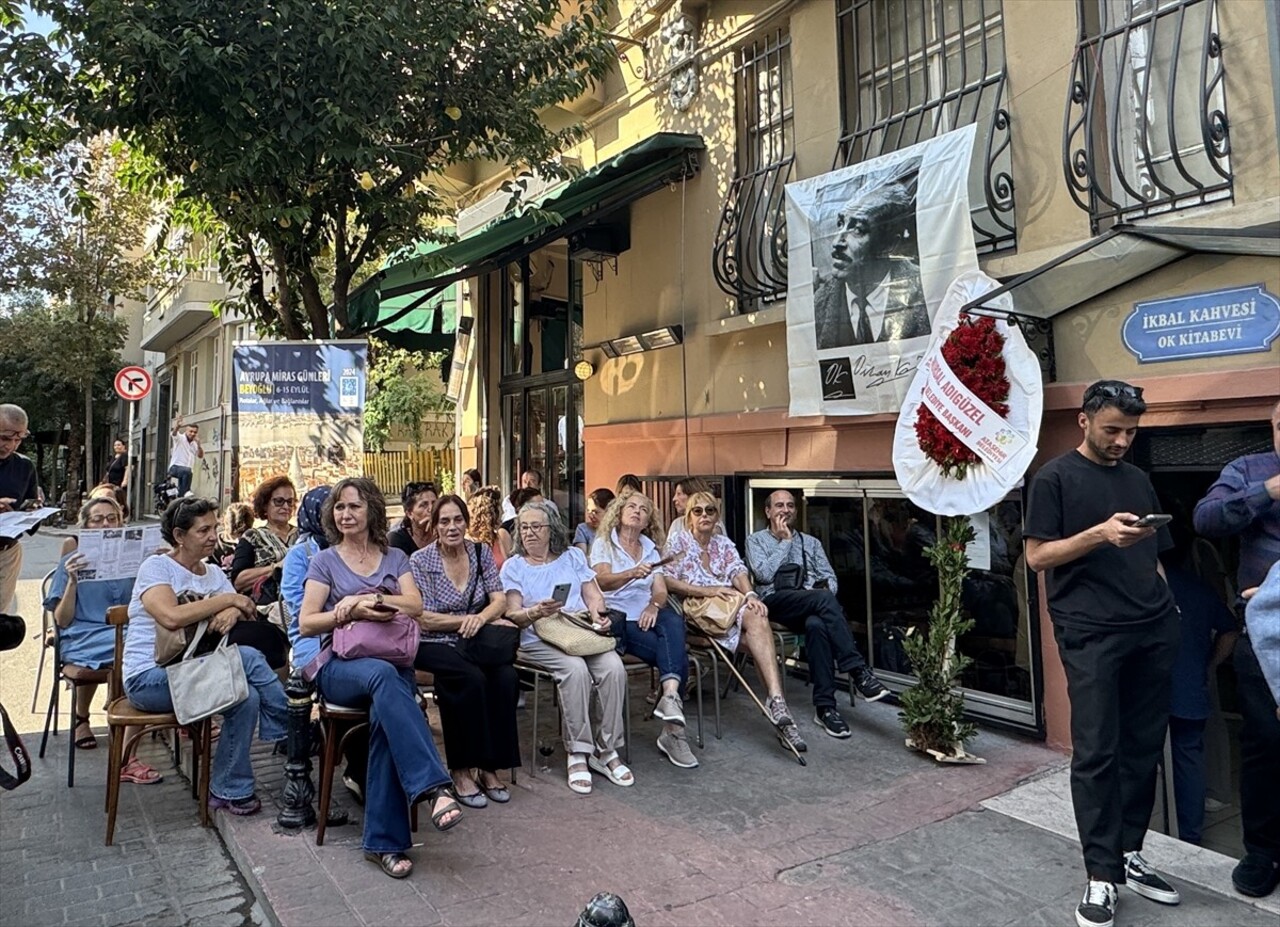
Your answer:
[103,605,212,846]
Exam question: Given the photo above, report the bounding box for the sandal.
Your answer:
[567,753,593,795]
[426,789,462,832]
[120,757,163,785]
[587,751,635,787]
[364,851,413,880]
[74,715,98,750]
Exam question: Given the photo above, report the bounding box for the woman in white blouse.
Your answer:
[499,501,632,795]
[590,493,697,769]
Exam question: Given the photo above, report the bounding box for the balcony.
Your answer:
[140,269,224,353]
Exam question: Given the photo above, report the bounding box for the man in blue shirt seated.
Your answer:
[746,490,887,740]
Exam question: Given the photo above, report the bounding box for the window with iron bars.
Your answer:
[835,0,1015,254]
[712,28,795,311]
[1063,0,1231,233]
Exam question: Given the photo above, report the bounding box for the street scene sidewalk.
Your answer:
[4,534,1276,927]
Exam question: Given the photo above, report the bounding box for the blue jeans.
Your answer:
[622,606,687,691]
[168,465,193,496]
[317,657,451,854]
[125,647,288,802]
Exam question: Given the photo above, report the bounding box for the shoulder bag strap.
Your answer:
[464,542,484,612]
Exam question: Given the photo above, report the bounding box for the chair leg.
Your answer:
[529,673,540,779]
[199,722,212,827]
[67,687,77,788]
[711,654,722,740]
[30,644,47,715]
[316,721,338,846]
[690,656,705,750]
[38,677,58,759]
[104,725,124,846]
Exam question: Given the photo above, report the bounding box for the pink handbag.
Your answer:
[331,612,419,667]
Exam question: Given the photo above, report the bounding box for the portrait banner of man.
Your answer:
[784,125,979,417]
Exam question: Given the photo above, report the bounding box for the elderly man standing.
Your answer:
[746,490,888,739]
[1193,399,1280,899]
[0,404,39,611]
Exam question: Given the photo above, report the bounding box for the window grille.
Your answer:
[835,0,1015,254]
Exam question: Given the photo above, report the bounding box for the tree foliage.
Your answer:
[2,0,617,339]
[363,337,452,454]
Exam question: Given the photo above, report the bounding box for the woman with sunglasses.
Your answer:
[665,491,806,753]
[44,496,163,783]
[388,481,438,557]
[229,476,297,599]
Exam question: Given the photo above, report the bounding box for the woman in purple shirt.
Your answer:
[300,477,458,880]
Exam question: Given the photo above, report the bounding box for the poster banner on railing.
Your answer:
[231,340,367,496]
[783,124,979,416]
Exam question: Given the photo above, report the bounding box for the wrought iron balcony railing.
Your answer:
[711,155,795,309]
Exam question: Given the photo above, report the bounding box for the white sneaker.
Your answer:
[1123,851,1180,905]
[1075,880,1117,927]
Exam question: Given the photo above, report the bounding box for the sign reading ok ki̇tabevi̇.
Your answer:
[1122,283,1280,364]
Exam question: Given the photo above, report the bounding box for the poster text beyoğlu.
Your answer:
[232,340,367,496]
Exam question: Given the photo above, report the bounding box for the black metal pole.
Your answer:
[275,670,318,832]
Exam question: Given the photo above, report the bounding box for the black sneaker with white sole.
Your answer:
[1123,851,1180,904]
[815,707,851,738]
[1075,880,1117,927]
[851,667,889,703]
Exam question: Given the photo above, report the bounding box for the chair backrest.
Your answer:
[40,570,57,660]
[106,605,128,701]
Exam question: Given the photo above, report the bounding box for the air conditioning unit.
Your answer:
[568,222,630,263]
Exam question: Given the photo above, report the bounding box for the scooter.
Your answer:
[153,478,179,515]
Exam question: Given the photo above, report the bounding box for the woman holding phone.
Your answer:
[499,500,632,795]
[590,493,696,769]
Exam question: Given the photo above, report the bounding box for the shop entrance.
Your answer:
[1135,421,1273,857]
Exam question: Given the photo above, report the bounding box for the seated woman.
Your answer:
[410,494,520,807]
[590,493,696,769]
[123,498,289,815]
[388,481,437,557]
[230,476,297,598]
[665,491,807,753]
[45,497,162,784]
[212,503,253,574]
[299,476,458,880]
[574,488,615,554]
[466,486,512,567]
[500,501,632,795]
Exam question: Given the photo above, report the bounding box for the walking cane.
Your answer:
[704,636,806,766]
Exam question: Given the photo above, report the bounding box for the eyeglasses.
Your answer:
[86,514,120,526]
[0,431,29,443]
[270,497,297,508]
[518,523,550,533]
[691,506,719,517]
[1083,383,1144,403]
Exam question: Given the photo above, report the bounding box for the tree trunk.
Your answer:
[65,417,85,518]
[83,382,94,490]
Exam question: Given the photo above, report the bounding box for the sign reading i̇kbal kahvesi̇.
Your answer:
[1122,283,1280,363]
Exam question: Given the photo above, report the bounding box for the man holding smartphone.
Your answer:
[1025,380,1181,927]
[746,490,888,740]
[0,404,39,612]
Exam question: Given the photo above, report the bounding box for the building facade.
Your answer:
[375,0,1280,747]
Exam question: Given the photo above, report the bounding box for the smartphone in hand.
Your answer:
[370,603,397,614]
[1129,514,1172,529]
[552,583,571,605]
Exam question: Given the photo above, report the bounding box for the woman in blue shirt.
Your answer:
[45,496,162,784]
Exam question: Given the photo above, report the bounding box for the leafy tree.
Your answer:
[363,337,452,454]
[2,0,616,339]
[0,139,156,502]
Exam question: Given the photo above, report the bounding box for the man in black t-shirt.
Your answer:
[1025,380,1181,927]
[0,404,40,611]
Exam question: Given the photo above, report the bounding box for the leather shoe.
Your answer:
[1232,853,1279,897]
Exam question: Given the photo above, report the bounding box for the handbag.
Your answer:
[155,592,220,667]
[772,538,808,591]
[453,542,521,667]
[165,621,250,725]
[534,609,616,656]
[683,591,747,638]
[331,608,419,667]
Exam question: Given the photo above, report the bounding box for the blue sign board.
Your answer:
[1122,283,1280,364]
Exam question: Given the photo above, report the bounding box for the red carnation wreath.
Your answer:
[913,314,1011,479]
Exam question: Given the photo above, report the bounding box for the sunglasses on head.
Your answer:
[1084,383,1143,403]
[691,505,718,517]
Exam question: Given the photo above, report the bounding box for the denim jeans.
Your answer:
[125,646,288,802]
[621,606,688,691]
[167,465,193,496]
[317,657,451,854]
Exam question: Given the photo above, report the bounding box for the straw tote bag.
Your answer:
[534,610,616,657]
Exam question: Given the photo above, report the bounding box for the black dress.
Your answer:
[104,454,129,487]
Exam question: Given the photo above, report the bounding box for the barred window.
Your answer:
[712,28,795,310]
[836,0,1015,253]
[1064,0,1231,232]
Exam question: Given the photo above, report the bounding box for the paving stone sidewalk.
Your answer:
[0,730,268,927]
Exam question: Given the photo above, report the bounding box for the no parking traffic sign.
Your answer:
[114,366,153,402]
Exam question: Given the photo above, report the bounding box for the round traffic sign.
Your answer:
[114,365,153,401]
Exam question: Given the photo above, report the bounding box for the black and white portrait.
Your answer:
[809,157,929,350]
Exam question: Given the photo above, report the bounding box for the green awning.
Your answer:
[360,237,459,354]
[346,132,704,338]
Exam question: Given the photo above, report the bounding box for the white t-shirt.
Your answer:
[169,432,199,469]
[124,553,234,682]
[499,547,596,647]
[590,530,663,622]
